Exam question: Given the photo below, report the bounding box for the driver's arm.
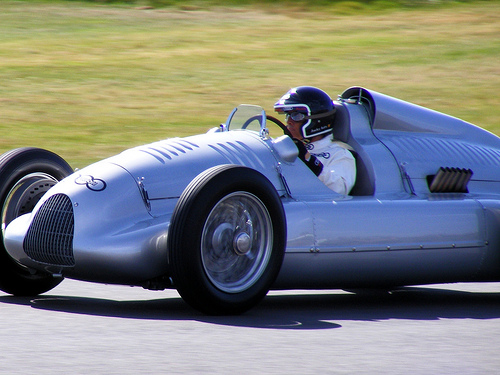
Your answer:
[293,139,323,176]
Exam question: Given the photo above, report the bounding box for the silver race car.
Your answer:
[1,87,499,315]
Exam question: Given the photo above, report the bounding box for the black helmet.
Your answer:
[274,86,336,139]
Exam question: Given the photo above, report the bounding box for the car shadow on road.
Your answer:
[1,286,500,330]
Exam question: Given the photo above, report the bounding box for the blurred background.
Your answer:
[1,0,498,168]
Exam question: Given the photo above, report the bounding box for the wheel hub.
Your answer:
[211,223,252,256]
[234,232,251,256]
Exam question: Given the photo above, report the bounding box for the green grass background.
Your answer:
[1,0,498,167]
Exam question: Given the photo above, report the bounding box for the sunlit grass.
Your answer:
[0,1,498,167]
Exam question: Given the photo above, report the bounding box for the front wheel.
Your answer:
[168,165,286,315]
[0,147,73,296]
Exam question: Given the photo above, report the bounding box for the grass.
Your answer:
[0,0,499,167]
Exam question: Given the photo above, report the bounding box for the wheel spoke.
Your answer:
[201,192,272,293]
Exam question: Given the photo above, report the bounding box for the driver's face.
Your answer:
[286,117,305,140]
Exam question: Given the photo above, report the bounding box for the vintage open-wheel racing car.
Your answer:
[1,87,500,315]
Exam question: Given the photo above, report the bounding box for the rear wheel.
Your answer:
[0,148,73,295]
[168,165,286,315]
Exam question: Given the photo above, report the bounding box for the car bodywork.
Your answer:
[2,87,500,314]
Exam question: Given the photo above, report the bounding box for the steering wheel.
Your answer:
[241,115,263,130]
[241,115,291,138]
[265,115,292,138]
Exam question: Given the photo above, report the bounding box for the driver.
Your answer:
[274,86,356,195]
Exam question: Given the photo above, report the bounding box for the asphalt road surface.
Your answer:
[1,280,499,374]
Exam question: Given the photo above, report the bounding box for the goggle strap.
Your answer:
[303,108,336,120]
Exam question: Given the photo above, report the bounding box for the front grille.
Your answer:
[24,194,75,267]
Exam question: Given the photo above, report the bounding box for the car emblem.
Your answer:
[75,175,107,191]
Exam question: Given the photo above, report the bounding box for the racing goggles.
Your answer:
[285,111,308,122]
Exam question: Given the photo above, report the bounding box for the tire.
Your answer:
[0,147,73,296]
[168,165,286,315]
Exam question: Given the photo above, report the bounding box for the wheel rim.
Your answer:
[1,172,58,236]
[201,192,273,293]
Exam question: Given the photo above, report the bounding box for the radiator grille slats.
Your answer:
[24,194,75,267]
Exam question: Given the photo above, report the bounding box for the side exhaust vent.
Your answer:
[428,167,473,193]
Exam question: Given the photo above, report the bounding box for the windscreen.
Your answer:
[225,104,266,133]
